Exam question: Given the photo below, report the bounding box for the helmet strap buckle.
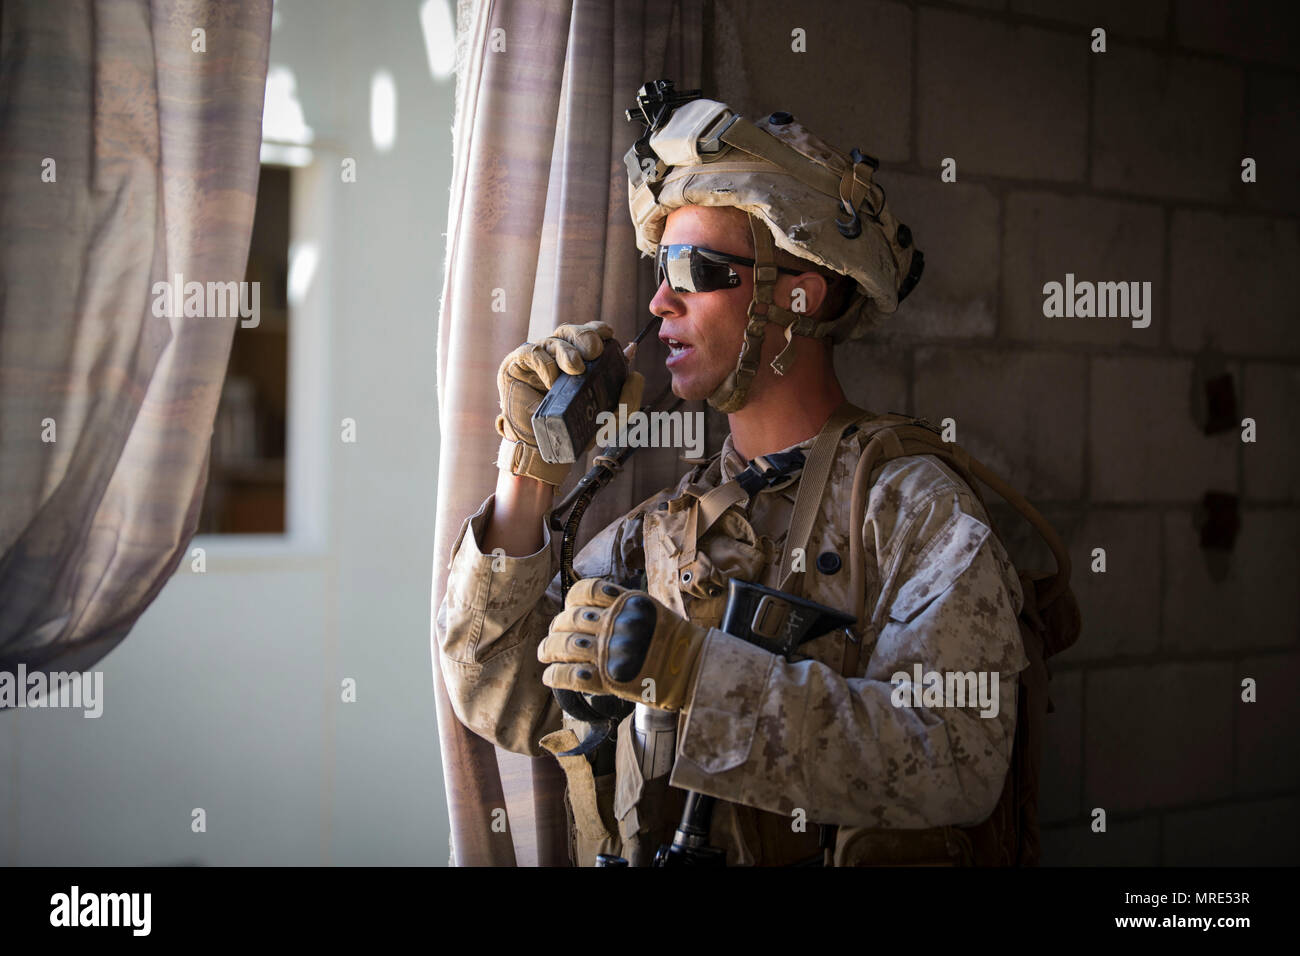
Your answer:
[770,324,796,376]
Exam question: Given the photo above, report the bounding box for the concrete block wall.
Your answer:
[711,0,1299,864]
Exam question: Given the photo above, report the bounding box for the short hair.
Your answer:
[814,271,858,322]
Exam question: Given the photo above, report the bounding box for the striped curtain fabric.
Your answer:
[432,0,704,866]
[0,1,273,671]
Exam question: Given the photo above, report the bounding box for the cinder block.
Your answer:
[1003,191,1164,346]
[1084,662,1234,811]
[1009,0,1168,39]
[712,0,912,162]
[0,717,14,866]
[1163,797,1300,865]
[1039,670,1083,823]
[1053,509,1162,663]
[917,8,1088,181]
[1089,356,1238,502]
[1236,652,1300,794]
[1244,69,1300,215]
[1243,363,1300,501]
[1039,815,1161,865]
[1170,210,1300,356]
[1175,0,1300,68]
[833,340,909,414]
[989,502,1157,668]
[1163,510,1300,654]
[915,348,1087,500]
[879,174,1000,340]
[1093,47,1243,202]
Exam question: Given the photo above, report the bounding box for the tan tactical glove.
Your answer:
[496,321,645,486]
[539,578,708,712]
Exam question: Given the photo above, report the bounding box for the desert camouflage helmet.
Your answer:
[624,80,923,413]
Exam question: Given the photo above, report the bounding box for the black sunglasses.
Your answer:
[655,243,805,294]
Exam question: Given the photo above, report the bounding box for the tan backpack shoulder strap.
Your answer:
[776,401,874,593]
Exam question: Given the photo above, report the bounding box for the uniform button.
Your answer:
[768,111,793,125]
[681,570,693,584]
[816,551,842,575]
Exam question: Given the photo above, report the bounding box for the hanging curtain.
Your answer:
[0,0,273,672]
[433,0,704,866]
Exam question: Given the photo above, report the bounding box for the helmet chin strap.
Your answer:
[706,213,807,414]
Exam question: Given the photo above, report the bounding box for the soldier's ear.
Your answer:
[786,272,829,317]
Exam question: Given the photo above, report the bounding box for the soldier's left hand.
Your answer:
[539,578,709,711]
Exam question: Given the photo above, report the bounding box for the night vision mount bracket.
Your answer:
[623,79,738,191]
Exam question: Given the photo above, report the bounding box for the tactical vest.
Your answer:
[548,403,1081,866]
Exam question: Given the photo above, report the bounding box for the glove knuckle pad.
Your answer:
[606,595,657,682]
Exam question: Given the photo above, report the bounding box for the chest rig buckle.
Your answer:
[733,448,806,496]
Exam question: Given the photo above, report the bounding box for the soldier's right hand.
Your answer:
[495,321,618,487]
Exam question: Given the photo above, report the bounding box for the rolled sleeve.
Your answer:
[436,494,563,755]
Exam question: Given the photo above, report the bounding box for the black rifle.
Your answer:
[650,579,856,867]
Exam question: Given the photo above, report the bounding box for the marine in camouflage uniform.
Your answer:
[436,83,1029,866]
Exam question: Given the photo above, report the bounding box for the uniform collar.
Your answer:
[718,430,820,483]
